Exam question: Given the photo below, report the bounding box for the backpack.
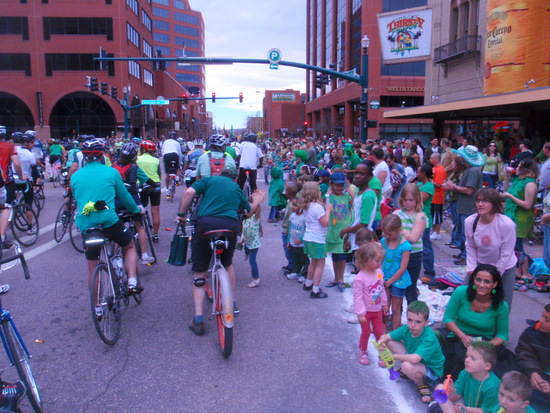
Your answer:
[390,170,402,190]
[208,152,226,176]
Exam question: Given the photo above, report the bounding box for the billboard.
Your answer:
[377,7,432,65]
[484,0,550,95]
[272,93,296,102]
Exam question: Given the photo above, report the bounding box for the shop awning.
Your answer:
[383,86,550,120]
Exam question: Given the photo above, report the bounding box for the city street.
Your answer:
[2,180,547,413]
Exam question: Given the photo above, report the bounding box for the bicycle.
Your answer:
[0,242,43,412]
[242,170,252,202]
[54,187,75,243]
[7,189,39,247]
[202,229,235,358]
[32,182,45,217]
[86,225,143,345]
[165,160,178,202]
[118,210,156,265]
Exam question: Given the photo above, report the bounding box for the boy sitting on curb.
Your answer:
[490,371,537,413]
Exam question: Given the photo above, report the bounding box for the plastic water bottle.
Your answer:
[112,256,124,277]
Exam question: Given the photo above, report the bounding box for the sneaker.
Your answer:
[26,227,37,236]
[95,306,103,321]
[303,283,313,291]
[427,401,444,413]
[454,257,466,266]
[140,254,155,265]
[189,319,205,336]
[378,357,386,368]
[0,285,9,295]
[128,283,144,295]
[297,276,306,283]
[152,233,159,243]
[359,351,370,365]
[247,279,260,288]
[310,289,328,298]
[0,380,26,411]
[286,272,299,280]
[430,232,441,240]
[347,314,359,324]
[452,253,462,259]
[281,265,291,271]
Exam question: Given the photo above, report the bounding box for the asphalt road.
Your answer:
[2,179,547,413]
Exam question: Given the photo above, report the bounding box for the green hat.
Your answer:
[294,149,307,162]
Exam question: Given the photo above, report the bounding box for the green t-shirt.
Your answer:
[49,144,63,156]
[225,146,237,160]
[418,181,435,229]
[326,192,353,253]
[443,286,509,342]
[137,153,161,183]
[390,324,445,378]
[368,176,383,221]
[455,370,500,412]
[192,176,250,221]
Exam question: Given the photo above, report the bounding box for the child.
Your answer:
[491,371,537,413]
[325,172,354,291]
[353,242,388,365]
[281,182,300,274]
[429,341,501,413]
[286,199,309,282]
[318,170,330,197]
[240,205,262,288]
[267,166,285,222]
[301,181,333,298]
[380,214,412,330]
[378,300,445,404]
[393,183,427,304]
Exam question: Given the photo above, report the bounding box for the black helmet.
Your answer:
[169,131,177,139]
[11,132,23,144]
[209,134,226,149]
[120,142,139,163]
[0,126,5,139]
[244,133,257,143]
[21,132,35,144]
[81,138,106,160]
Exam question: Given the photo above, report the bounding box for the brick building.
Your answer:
[261,89,305,139]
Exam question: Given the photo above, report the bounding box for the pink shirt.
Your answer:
[465,213,518,274]
[353,270,388,316]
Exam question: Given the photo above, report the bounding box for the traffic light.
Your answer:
[329,63,337,80]
[100,82,108,95]
[212,92,216,103]
[239,92,243,103]
[99,48,109,71]
[181,92,188,104]
[322,74,329,85]
[111,86,118,100]
[315,74,323,89]
[90,77,99,92]
[359,101,367,116]
[304,121,308,127]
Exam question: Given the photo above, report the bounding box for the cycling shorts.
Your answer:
[83,220,133,261]
[140,188,161,207]
[191,216,240,273]
[163,153,180,174]
[5,181,32,205]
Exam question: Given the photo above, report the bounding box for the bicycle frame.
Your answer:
[209,239,234,329]
[0,307,31,366]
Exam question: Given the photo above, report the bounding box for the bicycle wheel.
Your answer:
[243,182,252,202]
[35,186,45,210]
[11,204,39,247]
[142,214,156,263]
[52,174,59,188]
[2,320,43,412]
[90,263,121,345]
[54,201,70,242]
[169,180,175,203]
[69,210,84,253]
[215,268,233,358]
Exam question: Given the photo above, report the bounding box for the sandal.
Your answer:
[417,384,433,404]
[338,282,346,291]
[325,281,338,288]
[448,245,459,249]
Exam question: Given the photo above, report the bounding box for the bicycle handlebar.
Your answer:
[0,243,31,279]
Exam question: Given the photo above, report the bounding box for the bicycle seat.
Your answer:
[202,229,234,240]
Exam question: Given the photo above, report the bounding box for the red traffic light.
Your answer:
[212,92,216,103]
[239,92,243,103]
[304,121,308,126]
[181,92,188,104]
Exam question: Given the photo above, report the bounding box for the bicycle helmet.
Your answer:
[119,142,139,163]
[81,138,106,160]
[0,126,6,139]
[169,131,177,139]
[209,134,226,150]
[244,133,257,143]
[193,138,204,147]
[132,137,141,144]
[140,140,157,152]
[11,132,23,144]
[177,137,184,143]
[21,132,35,144]
[24,130,36,138]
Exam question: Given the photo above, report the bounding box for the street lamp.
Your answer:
[360,35,369,143]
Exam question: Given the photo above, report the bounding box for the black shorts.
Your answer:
[140,188,161,207]
[191,216,240,273]
[163,153,180,174]
[5,181,32,205]
[49,155,61,165]
[83,220,133,261]
[431,204,443,225]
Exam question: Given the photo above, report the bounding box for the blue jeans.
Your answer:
[422,227,435,278]
[282,231,293,268]
[268,206,278,221]
[456,213,468,258]
[245,246,259,279]
[543,226,550,269]
[264,164,272,184]
[405,252,422,304]
[449,201,459,247]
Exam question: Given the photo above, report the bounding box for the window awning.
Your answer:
[383,87,550,120]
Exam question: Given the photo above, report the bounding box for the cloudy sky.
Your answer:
[191,0,306,130]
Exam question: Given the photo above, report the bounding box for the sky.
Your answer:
[190,0,306,130]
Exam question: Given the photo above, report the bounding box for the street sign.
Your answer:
[268,48,282,64]
[141,99,169,105]
[343,69,359,78]
[269,63,279,70]
[370,100,380,109]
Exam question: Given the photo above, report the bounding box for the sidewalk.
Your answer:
[431,217,548,348]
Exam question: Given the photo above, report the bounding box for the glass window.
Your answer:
[143,40,153,57]
[155,45,170,55]
[174,12,198,25]
[128,60,141,79]
[175,37,199,49]
[153,7,169,18]
[0,53,31,75]
[174,24,198,37]
[126,0,139,15]
[153,20,169,31]
[142,11,152,31]
[381,61,425,76]
[144,69,154,86]
[0,17,29,40]
[153,32,169,43]
[175,73,200,83]
[152,0,169,5]
[174,0,185,9]
[44,53,98,76]
[382,0,427,13]
[43,17,112,41]
[127,23,140,48]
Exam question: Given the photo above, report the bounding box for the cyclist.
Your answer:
[66,135,88,180]
[183,138,205,186]
[25,130,45,171]
[113,142,157,264]
[0,132,23,243]
[160,131,182,191]
[196,134,236,178]
[48,138,66,181]
[176,164,265,335]
[237,133,263,193]
[71,138,143,295]
[137,140,161,243]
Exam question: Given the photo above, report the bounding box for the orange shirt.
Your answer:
[0,142,16,181]
[432,164,446,204]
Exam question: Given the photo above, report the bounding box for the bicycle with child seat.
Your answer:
[0,242,44,412]
[86,223,143,345]
[7,188,39,247]
[203,229,235,357]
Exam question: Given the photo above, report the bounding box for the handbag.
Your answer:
[167,224,188,266]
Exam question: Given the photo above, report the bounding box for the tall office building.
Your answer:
[305,0,430,141]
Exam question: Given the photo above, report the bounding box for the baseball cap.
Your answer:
[330,172,346,184]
